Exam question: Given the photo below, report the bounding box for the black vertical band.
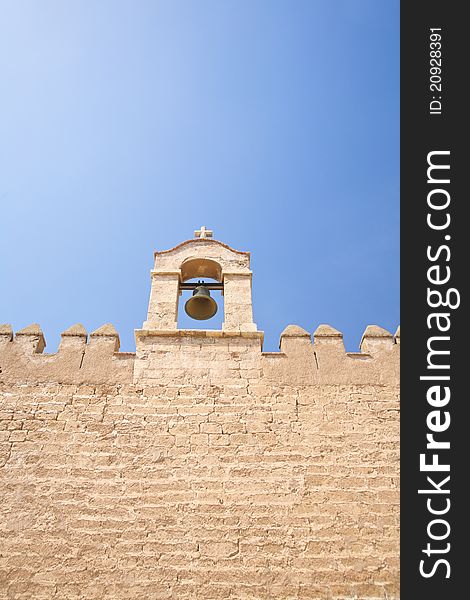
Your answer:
[401,2,466,597]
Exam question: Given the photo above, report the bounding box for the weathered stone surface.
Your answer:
[362,324,394,339]
[280,324,311,338]
[360,325,394,354]
[14,323,46,353]
[313,323,343,338]
[61,323,87,337]
[90,323,120,338]
[15,323,44,337]
[0,235,400,599]
[0,324,13,342]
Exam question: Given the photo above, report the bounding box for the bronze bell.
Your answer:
[184,285,218,320]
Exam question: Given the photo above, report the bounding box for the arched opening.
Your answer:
[180,257,222,283]
[177,257,224,329]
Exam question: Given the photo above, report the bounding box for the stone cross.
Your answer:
[194,226,213,239]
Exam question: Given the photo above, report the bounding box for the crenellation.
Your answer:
[58,324,88,353]
[360,325,395,354]
[0,324,134,385]
[89,323,121,350]
[313,324,345,348]
[259,323,399,386]
[15,323,46,354]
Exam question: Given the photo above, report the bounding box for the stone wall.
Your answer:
[0,322,399,600]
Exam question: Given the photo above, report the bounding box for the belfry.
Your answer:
[134,227,264,385]
[142,226,258,333]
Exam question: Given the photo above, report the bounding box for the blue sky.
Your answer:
[0,0,399,352]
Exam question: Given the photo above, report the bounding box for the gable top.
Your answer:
[153,237,251,276]
[154,237,250,259]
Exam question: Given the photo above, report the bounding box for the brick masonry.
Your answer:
[0,237,400,600]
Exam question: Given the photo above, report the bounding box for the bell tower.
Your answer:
[134,228,262,384]
[142,227,258,333]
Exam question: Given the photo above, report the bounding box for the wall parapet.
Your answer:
[1,322,399,386]
[0,323,134,384]
[261,323,400,385]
